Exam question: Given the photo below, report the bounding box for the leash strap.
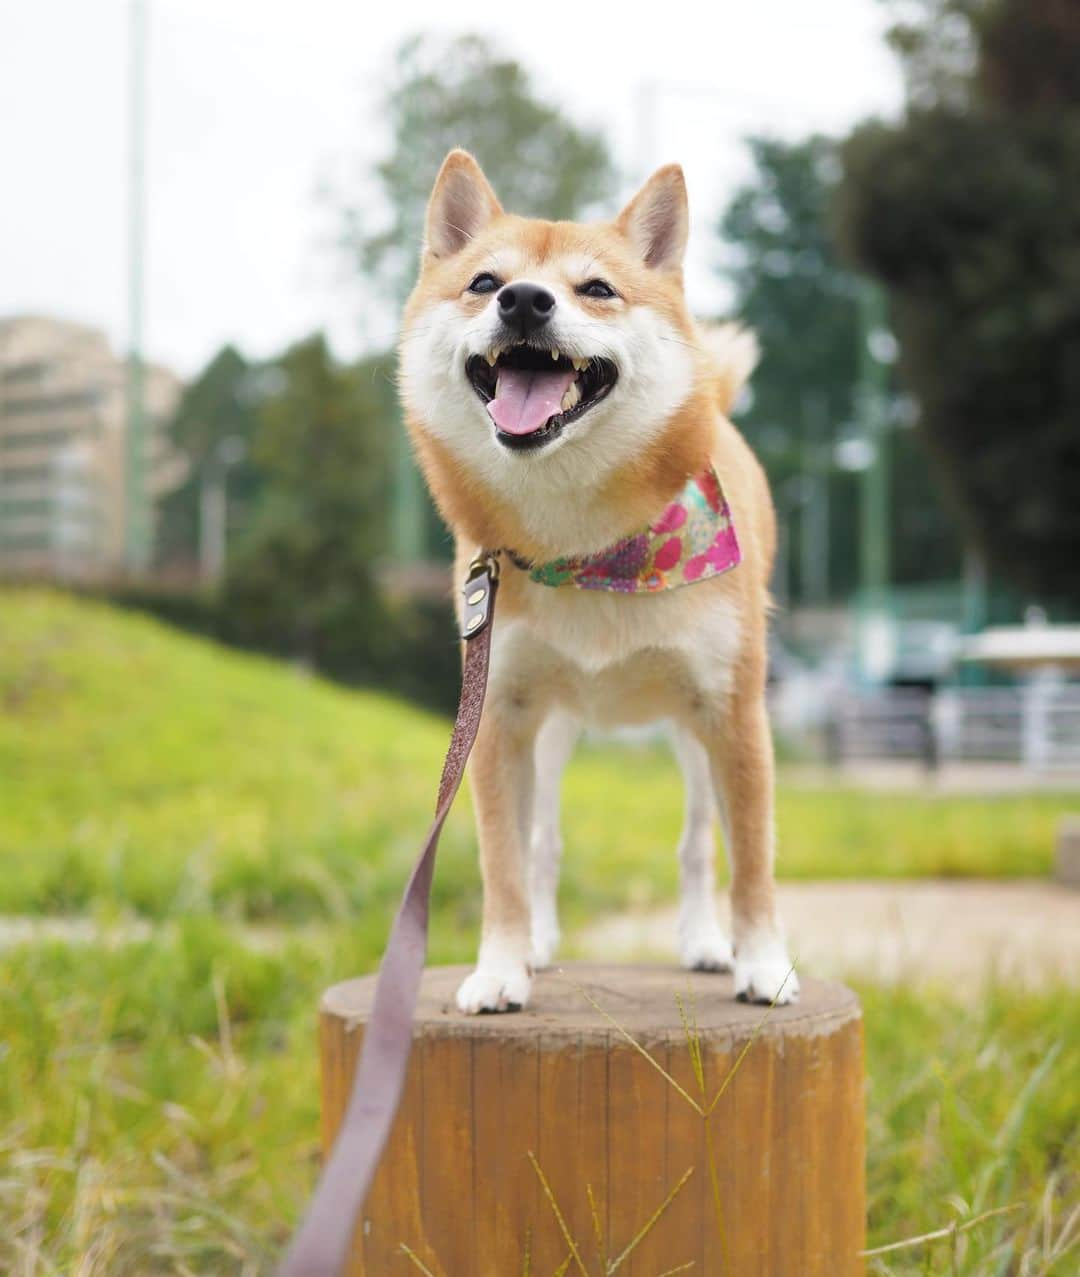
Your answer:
[278,554,500,1277]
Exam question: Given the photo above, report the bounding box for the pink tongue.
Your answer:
[487,367,576,436]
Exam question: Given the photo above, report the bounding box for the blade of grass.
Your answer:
[705,965,797,1117]
[570,981,702,1115]
[212,966,238,1079]
[528,1152,591,1277]
[606,1166,694,1275]
[587,1182,608,1274]
[703,1112,731,1276]
[1048,1201,1080,1261]
[861,1203,1024,1257]
[985,1042,1062,1276]
[400,1244,439,1276]
[674,992,705,1099]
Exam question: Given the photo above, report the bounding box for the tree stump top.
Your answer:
[322,962,860,1047]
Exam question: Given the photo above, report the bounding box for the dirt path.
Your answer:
[575,880,1080,990]
[3,880,1077,990]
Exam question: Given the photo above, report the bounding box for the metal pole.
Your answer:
[391,246,426,561]
[199,437,245,584]
[801,392,830,606]
[962,546,988,632]
[199,465,226,583]
[856,282,893,682]
[857,283,890,601]
[390,430,426,563]
[125,0,149,574]
[817,451,830,603]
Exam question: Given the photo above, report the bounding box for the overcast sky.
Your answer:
[0,0,902,377]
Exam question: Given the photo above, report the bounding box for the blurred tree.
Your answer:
[884,0,1080,110]
[838,0,1080,608]
[723,137,861,458]
[720,135,963,602]
[720,136,860,604]
[155,345,261,572]
[338,31,615,562]
[342,32,615,312]
[137,335,461,709]
[224,335,391,666]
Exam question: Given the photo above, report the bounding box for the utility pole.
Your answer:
[800,391,831,606]
[199,437,246,583]
[962,547,988,633]
[390,214,426,563]
[857,283,890,600]
[125,0,149,574]
[856,281,894,682]
[390,427,426,563]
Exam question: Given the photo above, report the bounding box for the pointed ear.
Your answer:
[424,150,502,260]
[615,164,689,272]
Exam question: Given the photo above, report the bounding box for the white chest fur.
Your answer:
[489,579,744,729]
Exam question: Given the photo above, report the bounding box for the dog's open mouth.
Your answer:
[465,344,618,451]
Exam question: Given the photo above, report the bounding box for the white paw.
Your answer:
[734,931,799,1005]
[456,960,532,1014]
[530,923,560,971]
[679,920,734,973]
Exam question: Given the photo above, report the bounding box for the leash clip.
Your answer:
[461,551,499,639]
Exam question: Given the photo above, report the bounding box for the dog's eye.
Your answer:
[578,278,617,300]
[467,272,501,295]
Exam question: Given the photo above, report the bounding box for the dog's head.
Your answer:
[400,152,708,504]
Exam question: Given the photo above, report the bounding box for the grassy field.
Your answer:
[1,588,1077,1274]
[1,589,1068,926]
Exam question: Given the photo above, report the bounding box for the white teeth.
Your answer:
[482,346,587,370]
[560,381,581,412]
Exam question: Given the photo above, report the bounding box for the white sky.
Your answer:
[0,0,902,377]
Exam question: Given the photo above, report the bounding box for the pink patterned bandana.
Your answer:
[527,466,741,593]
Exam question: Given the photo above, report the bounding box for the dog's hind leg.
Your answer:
[672,726,734,972]
[697,679,798,1005]
[528,710,579,969]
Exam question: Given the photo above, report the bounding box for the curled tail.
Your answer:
[699,322,759,416]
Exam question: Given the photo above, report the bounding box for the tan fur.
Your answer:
[399,151,797,1010]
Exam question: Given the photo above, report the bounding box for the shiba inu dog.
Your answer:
[399,150,797,1013]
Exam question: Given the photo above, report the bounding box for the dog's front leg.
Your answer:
[456,694,540,1014]
[698,681,799,1005]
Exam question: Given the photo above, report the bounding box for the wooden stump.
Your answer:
[320,964,865,1277]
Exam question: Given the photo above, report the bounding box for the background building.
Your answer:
[0,315,183,580]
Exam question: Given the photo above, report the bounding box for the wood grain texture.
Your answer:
[318,964,865,1277]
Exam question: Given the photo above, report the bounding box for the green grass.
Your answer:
[1,588,1077,1274]
[2,930,1076,1274]
[0,588,1070,928]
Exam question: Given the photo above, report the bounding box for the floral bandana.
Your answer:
[527,466,741,593]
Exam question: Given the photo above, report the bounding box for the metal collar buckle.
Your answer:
[461,551,499,640]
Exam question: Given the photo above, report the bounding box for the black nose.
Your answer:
[497,282,556,337]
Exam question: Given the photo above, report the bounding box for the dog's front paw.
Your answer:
[456,959,532,1014]
[679,919,734,973]
[734,931,799,1005]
